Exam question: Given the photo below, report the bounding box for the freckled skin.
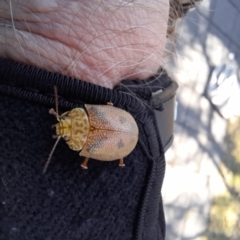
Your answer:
[53,104,139,164]
[0,0,169,89]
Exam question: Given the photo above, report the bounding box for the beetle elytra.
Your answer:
[43,86,139,173]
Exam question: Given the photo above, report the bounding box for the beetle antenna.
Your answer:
[43,136,61,174]
[49,86,60,121]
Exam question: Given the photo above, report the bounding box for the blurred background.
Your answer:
[163,0,240,239]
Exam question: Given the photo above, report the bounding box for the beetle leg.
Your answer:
[49,108,59,117]
[119,158,125,167]
[59,111,70,119]
[49,108,61,121]
[81,157,89,169]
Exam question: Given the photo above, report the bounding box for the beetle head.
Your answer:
[54,118,72,141]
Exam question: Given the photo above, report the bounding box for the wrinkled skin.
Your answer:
[0,0,169,88]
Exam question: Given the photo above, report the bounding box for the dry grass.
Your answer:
[202,117,240,240]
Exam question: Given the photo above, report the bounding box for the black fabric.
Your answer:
[0,58,166,240]
[115,69,171,102]
[116,73,178,153]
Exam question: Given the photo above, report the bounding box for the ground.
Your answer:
[163,1,240,239]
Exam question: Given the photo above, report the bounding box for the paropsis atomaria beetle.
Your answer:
[43,86,139,173]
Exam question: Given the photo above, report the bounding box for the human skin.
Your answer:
[0,0,169,89]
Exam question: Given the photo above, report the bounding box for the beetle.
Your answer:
[43,86,139,173]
